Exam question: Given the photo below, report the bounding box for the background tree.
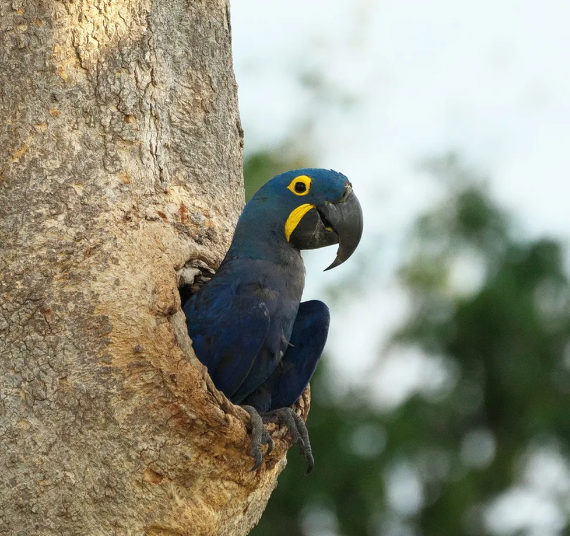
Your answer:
[249,152,570,536]
[0,2,300,534]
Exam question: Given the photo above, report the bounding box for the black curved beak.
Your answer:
[289,187,363,270]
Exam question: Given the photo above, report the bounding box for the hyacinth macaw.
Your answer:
[183,168,363,472]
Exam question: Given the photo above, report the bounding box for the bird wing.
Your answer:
[184,288,271,399]
[241,300,330,412]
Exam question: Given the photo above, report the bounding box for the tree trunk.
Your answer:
[0,1,303,534]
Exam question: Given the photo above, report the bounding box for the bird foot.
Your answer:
[242,405,314,474]
[264,407,314,474]
[242,405,274,471]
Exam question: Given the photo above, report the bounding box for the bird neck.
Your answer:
[224,199,303,267]
[226,225,302,266]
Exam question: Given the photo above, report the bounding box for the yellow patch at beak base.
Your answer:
[285,204,315,241]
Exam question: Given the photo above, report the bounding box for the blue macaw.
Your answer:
[183,168,363,472]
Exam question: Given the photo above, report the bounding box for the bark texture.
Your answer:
[0,1,303,534]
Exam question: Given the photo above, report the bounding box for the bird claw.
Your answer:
[242,405,274,471]
[263,407,314,474]
[242,405,314,474]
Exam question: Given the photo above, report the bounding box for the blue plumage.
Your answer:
[185,257,304,404]
[183,168,362,470]
[241,300,330,412]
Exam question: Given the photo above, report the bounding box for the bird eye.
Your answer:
[287,175,311,196]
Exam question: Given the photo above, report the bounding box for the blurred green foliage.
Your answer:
[246,151,570,536]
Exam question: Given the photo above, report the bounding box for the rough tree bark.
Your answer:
[0,1,307,534]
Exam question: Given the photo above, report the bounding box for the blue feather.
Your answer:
[241,300,330,412]
[184,168,356,412]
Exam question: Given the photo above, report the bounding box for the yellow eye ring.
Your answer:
[287,175,312,196]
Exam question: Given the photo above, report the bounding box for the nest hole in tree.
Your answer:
[177,259,216,308]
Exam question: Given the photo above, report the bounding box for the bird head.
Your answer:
[240,168,363,270]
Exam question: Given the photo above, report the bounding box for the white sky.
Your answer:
[233,0,570,239]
